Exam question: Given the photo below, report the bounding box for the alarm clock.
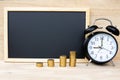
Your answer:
[84,18,120,64]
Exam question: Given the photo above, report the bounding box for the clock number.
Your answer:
[109,51,112,54]
[89,46,92,49]
[95,37,99,41]
[100,36,104,40]
[91,51,94,55]
[100,56,103,60]
[91,41,95,45]
[94,54,97,58]
[106,55,109,59]
[109,41,112,45]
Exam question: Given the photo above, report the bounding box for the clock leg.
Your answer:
[86,59,92,66]
[110,60,115,66]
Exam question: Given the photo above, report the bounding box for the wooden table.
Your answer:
[0,60,120,80]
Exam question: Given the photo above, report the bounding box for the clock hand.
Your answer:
[100,37,103,47]
[93,46,102,53]
[93,47,100,49]
[101,47,111,52]
[93,46,101,49]
[98,48,101,53]
[101,39,103,47]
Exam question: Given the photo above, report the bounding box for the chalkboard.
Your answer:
[4,8,89,62]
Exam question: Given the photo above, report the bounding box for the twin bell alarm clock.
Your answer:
[84,18,120,64]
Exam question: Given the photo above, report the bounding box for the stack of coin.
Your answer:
[36,62,43,67]
[69,51,76,67]
[47,59,54,67]
[59,55,67,67]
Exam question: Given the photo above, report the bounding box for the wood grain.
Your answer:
[0,1,120,80]
[0,60,120,80]
[0,0,120,61]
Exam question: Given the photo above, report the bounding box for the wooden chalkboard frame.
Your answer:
[4,7,90,62]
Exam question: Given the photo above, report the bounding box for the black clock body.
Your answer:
[84,31,118,64]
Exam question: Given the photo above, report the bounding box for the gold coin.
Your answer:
[47,59,54,67]
[36,62,43,67]
[59,55,67,67]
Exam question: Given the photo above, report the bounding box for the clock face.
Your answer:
[87,32,118,63]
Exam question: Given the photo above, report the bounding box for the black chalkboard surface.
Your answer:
[5,8,89,62]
